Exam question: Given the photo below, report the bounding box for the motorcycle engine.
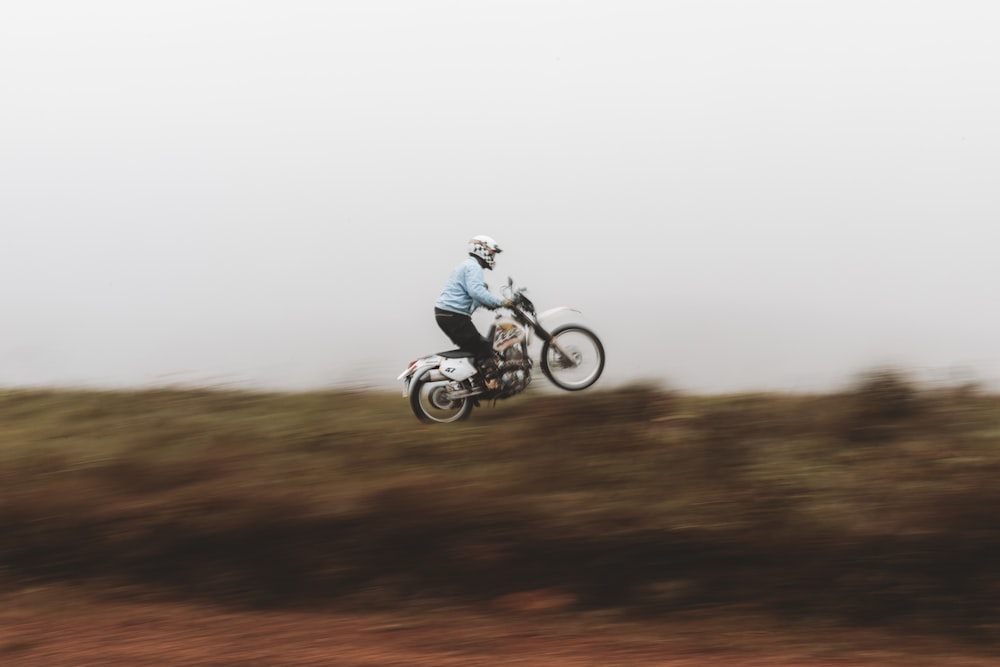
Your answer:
[497,361,531,398]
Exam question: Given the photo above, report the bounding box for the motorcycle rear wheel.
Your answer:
[409,372,474,423]
[540,325,605,391]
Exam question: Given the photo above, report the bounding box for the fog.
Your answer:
[2,1,998,394]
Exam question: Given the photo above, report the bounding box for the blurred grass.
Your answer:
[2,373,1000,640]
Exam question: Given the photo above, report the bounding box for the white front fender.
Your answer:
[537,306,581,325]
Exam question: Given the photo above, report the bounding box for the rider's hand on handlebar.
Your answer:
[501,299,515,309]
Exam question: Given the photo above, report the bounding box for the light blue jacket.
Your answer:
[435,257,503,315]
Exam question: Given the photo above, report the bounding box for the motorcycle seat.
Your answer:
[438,349,474,359]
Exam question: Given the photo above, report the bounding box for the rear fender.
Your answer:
[397,355,442,380]
[398,356,444,395]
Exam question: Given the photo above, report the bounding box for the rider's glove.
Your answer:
[501,299,514,309]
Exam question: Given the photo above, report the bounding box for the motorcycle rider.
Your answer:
[435,235,513,390]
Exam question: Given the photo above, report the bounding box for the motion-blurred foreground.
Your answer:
[2,371,999,643]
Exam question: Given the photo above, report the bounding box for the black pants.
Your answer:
[434,308,494,359]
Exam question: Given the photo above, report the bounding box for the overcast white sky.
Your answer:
[2,1,998,394]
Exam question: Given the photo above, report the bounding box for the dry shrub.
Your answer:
[842,368,924,442]
[525,383,674,424]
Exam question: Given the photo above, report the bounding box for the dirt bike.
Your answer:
[398,277,605,423]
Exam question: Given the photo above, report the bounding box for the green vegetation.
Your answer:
[2,372,1000,640]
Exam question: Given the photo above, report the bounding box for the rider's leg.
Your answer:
[434,308,499,387]
[434,309,491,354]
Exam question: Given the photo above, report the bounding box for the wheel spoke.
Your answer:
[542,326,604,391]
[411,377,473,423]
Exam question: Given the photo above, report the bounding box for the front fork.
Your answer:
[535,327,578,368]
[509,306,580,369]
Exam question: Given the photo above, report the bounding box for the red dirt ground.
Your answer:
[3,587,999,666]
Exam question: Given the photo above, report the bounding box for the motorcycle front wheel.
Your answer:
[540,325,605,391]
[409,371,474,423]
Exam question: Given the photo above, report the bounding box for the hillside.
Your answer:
[2,373,1000,663]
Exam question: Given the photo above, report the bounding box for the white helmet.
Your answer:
[468,234,502,269]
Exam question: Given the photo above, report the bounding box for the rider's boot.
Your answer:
[477,356,501,391]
